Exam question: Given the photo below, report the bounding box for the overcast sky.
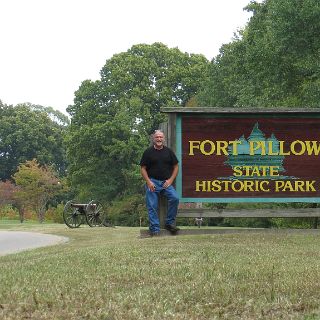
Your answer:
[0,0,254,114]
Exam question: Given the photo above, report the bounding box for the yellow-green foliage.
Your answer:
[13,159,62,222]
[0,205,18,220]
[45,204,64,224]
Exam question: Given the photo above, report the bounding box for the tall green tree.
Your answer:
[198,0,320,108]
[66,43,209,201]
[0,103,67,180]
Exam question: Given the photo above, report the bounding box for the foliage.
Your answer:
[198,0,320,108]
[0,180,26,222]
[66,43,209,201]
[271,217,316,229]
[30,104,70,126]
[216,203,318,228]
[45,203,65,223]
[0,204,18,220]
[223,217,273,228]
[0,103,67,180]
[0,180,18,206]
[107,193,147,226]
[13,159,62,222]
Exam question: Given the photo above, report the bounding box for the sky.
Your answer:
[0,0,254,115]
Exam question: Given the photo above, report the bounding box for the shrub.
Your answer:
[108,194,147,226]
[271,217,315,229]
[45,203,64,223]
[223,217,272,228]
[0,205,18,220]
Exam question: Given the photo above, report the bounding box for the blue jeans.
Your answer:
[145,178,179,233]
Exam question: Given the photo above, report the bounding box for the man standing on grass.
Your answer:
[140,130,180,236]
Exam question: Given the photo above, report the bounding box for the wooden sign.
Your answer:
[162,109,320,203]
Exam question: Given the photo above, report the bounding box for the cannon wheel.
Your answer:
[63,200,83,228]
[85,200,106,227]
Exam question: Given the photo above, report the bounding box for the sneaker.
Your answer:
[150,231,161,237]
[165,224,180,233]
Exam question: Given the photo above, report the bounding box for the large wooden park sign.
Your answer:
[159,108,320,223]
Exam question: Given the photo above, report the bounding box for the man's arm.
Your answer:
[141,166,156,192]
[163,163,179,189]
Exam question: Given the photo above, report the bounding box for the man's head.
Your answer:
[152,130,165,149]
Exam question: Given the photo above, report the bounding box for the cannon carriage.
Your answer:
[63,200,109,228]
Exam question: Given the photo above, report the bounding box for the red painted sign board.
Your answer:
[180,114,320,201]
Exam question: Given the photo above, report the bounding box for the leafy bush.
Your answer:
[45,203,64,223]
[108,194,147,226]
[223,217,272,228]
[271,217,316,229]
[0,205,18,220]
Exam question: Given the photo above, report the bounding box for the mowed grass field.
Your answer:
[1,222,320,319]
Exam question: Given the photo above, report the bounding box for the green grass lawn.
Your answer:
[1,222,320,319]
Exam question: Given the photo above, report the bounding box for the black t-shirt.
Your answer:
[140,146,179,180]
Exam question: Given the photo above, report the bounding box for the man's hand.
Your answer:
[147,180,156,192]
[163,179,173,189]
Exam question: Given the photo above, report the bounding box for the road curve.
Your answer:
[0,231,68,256]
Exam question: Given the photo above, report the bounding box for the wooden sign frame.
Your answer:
[161,108,320,204]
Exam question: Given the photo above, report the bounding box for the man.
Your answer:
[140,130,180,236]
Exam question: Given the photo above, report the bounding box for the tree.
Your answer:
[198,0,320,108]
[0,180,16,206]
[13,159,62,222]
[0,180,25,222]
[0,103,67,180]
[67,43,209,133]
[31,104,70,126]
[66,43,209,201]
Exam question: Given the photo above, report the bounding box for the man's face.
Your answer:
[153,132,165,149]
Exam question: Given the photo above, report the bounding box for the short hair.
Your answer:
[153,129,164,135]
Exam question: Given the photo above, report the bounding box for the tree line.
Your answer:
[1,0,319,226]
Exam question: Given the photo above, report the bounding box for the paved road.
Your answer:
[0,231,68,256]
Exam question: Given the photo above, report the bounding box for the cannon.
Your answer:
[63,200,108,228]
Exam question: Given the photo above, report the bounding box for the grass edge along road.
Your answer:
[1,222,320,319]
